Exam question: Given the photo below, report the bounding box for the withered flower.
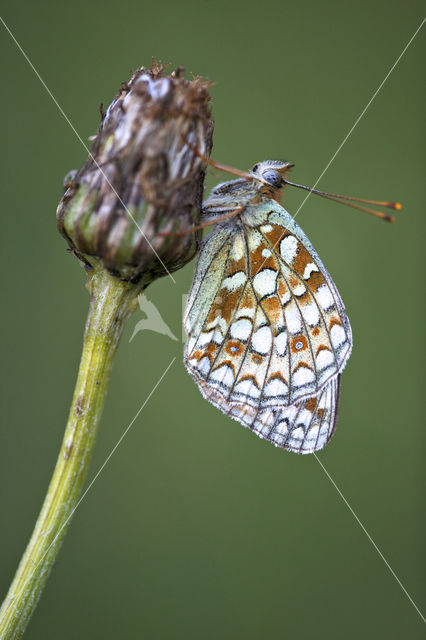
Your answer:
[57,63,213,284]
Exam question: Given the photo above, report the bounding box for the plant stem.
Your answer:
[0,261,141,639]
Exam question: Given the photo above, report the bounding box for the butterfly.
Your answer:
[183,158,399,454]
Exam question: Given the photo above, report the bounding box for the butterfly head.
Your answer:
[250,160,295,192]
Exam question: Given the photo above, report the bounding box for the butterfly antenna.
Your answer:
[284,179,402,222]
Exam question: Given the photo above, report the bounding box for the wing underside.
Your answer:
[194,372,341,454]
[184,217,351,453]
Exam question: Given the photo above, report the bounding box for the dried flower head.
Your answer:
[57,63,214,284]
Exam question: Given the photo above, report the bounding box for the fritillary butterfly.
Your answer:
[183,159,398,453]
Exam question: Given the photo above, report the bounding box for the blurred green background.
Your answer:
[1,1,425,638]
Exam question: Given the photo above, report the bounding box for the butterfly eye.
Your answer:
[251,164,260,173]
[262,170,282,187]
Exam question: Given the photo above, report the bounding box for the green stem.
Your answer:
[0,262,141,639]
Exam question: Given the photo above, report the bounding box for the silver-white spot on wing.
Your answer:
[251,326,272,355]
[230,318,252,341]
[252,269,278,297]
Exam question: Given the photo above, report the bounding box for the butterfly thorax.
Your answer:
[202,160,294,224]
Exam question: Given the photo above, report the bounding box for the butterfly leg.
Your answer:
[183,136,253,180]
[158,206,246,237]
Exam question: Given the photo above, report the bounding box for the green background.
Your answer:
[1,1,425,638]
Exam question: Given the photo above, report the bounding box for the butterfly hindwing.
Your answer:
[194,371,341,454]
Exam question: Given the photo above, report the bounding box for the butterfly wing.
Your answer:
[184,225,234,344]
[184,202,351,452]
[197,373,341,454]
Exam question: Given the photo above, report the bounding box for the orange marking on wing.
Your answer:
[267,371,288,385]
[304,397,318,413]
[329,317,343,330]
[239,374,260,388]
[317,408,325,420]
[228,256,246,273]
[292,242,312,275]
[192,350,214,364]
[211,359,236,375]
[252,354,264,364]
[263,295,282,321]
[297,290,311,305]
[241,289,254,309]
[289,275,299,289]
[264,225,290,247]
[278,279,287,297]
[225,340,244,357]
[292,244,326,290]
[305,270,326,291]
[208,288,243,323]
[312,327,320,336]
[249,243,278,277]
[206,305,221,324]
[316,344,331,356]
[293,361,313,373]
[291,335,308,353]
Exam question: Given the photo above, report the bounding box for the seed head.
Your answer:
[57,63,213,284]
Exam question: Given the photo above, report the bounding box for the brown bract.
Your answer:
[57,62,214,284]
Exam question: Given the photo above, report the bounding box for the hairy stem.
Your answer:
[0,262,140,639]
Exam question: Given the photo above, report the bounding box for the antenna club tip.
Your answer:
[385,215,396,223]
[386,201,402,210]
